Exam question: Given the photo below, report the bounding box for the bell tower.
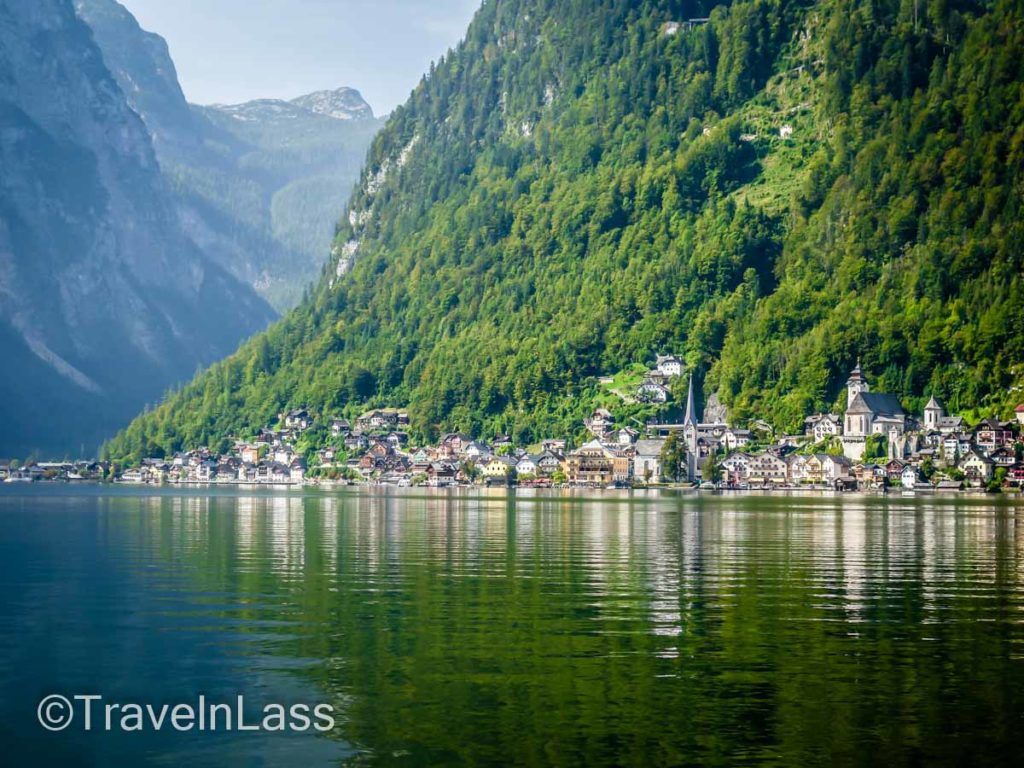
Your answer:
[846,360,869,408]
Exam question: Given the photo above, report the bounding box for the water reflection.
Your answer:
[0,489,1022,766]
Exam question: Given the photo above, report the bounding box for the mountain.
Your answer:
[104,0,1024,462]
[291,87,376,121]
[0,0,275,458]
[74,0,383,311]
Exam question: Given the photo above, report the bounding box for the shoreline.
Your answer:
[2,477,1017,499]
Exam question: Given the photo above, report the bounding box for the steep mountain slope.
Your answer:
[75,0,383,310]
[104,0,1024,461]
[0,0,275,457]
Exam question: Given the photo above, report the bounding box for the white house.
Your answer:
[804,413,841,441]
[655,355,683,378]
[637,378,670,402]
[516,455,540,476]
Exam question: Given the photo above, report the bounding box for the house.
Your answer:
[974,418,1015,451]
[959,448,994,487]
[239,444,260,464]
[612,427,639,446]
[120,468,144,483]
[1016,404,1024,426]
[989,447,1017,468]
[536,450,563,476]
[609,450,632,484]
[655,354,683,378]
[633,439,666,483]
[885,459,906,483]
[273,445,294,465]
[464,441,492,461]
[722,429,751,451]
[289,459,306,482]
[282,408,312,431]
[820,455,851,483]
[482,456,515,478]
[439,432,473,458]
[344,433,369,452]
[566,440,615,485]
[357,410,399,431]
[428,462,457,487]
[747,453,788,486]
[787,454,811,483]
[637,378,670,403]
[330,418,351,437]
[541,439,566,453]
[516,455,540,476]
[804,413,841,442]
[584,408,615,436]
[923,395,965,433]
[900,465,920,489]
[721,453,752,485]
[853,463,886,489]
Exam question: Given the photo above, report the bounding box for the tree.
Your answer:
[864,434,888,461]
[704,452,722,484]
[660,432,687,482]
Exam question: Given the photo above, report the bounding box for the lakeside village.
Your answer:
[5,357,1024,493]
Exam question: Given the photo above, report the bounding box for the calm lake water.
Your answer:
[1,486,1023,766]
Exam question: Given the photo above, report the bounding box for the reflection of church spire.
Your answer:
[684,373,697,426]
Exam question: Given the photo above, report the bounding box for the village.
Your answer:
[6,356,1024,493]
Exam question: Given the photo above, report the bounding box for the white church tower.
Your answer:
[923,395,944,431]
[846,360,870,408]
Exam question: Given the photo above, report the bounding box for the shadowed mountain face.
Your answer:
[0,0,275,457]
[75,0,383,312]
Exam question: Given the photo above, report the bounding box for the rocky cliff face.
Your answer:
[75,0,382,311]
[0,0,275,456]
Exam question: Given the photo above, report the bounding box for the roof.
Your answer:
[846,391,905,417]
[1015,403,1024,412]
[925,395,943,410]
[635,439,666,456]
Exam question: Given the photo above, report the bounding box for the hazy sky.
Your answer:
[119,0,482,115]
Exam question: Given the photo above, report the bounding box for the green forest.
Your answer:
[104,0,1024,463]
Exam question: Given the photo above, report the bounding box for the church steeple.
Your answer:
[683,373,698,484]
[846,359,869,408]
[684,373,697,426]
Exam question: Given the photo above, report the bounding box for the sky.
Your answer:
[120,0,482,115]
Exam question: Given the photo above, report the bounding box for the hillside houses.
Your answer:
[102,351,1023,494]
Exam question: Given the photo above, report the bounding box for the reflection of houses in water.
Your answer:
[266,495,306,575]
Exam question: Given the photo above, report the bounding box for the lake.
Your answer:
[0,485,1022,766]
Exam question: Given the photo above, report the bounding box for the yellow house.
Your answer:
[481,456,514,478]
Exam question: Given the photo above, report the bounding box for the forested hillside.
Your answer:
[105,0,1024,461]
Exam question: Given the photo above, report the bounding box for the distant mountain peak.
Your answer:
[290,87,374,121]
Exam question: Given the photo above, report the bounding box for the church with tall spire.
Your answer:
[683,373,698,482]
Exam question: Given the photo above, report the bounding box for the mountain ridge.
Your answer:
[75,0,382,311]
[0,0,275,457]
[103,0,1024,463]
